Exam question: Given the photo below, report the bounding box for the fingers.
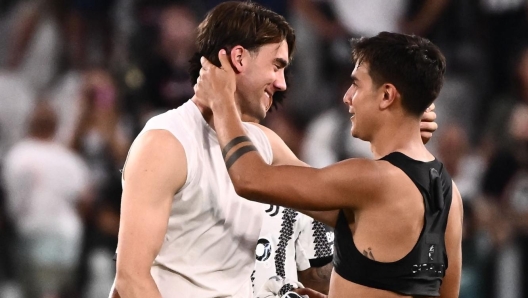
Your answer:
[420,121,438,133]
[427,103,436,112]
[218,49,232,72]
[421,110,437,122]
[200,57,212,71]
[199,50,232,74]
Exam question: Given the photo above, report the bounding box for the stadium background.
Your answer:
[0,0,527,297]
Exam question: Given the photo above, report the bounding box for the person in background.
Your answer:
[2,100,90,298]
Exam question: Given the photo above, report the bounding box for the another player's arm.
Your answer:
[251,123,340,226]
[114,130,187,298]
[439,182,463,298]
[211,93,384,212]
[298,263,333,294]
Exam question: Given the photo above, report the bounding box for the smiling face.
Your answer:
[235,41,289,121]
[342,62,384,141]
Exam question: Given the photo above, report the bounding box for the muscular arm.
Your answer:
[114,130,187,298]
[251,123,340,226]
[439,182,463,298]
[211,97,385,212]
[400,0,451,36]
[298,263,333,294]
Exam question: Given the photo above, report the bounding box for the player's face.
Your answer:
[342,63,382,141]
[236,41,289,122]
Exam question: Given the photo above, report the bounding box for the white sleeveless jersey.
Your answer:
[252,205,334,294]
[134,100,273,298]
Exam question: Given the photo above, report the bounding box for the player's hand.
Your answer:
[420,103,438,145]
[194,49,236,110]
[294,287,327,298]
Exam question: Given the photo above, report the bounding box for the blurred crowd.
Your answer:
[0,0,526,297]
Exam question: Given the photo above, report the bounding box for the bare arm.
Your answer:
[298,263,333,294]
[6,1,45,69]
[114,130,187,298]
[251,123,340,226]
[400,0,451,36]
[211,95,383,212]
[439,182,463,298]
[291,0,347,39]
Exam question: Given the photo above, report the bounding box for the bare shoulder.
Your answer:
[247,122,303,166]
[123,129,187,195]
[246,122,283,148]
[330,158,397,181]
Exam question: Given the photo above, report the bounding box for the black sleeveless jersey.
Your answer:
[333,152,453,297]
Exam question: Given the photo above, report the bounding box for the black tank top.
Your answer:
[333,152,453,297]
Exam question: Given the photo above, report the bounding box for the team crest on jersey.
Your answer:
[429,244,435,261]
[256,238,273,262]
[265,204,280,217]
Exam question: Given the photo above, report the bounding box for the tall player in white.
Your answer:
[111,2,297,297]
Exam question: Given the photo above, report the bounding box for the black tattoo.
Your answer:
[225,144,258,170]
[363,247,375,260]
[221,136,252,159]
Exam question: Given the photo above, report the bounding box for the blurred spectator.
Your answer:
[2,100,90,298]
[65,0,117,69]
[436,123,485,202]
[497,102,528,298]
[70,69,131,184]
[479,0,528,96]
[0,72,35,162]
[400,0,452,38]
[6,0,65,91]
[134,3,197,119]
[68,69,131,297]
[478,48,528,297]
[287,0,350,119]
[483,47,528,155]
[459,204,492,298]
[476,0,528,128]
[204,0,289,17]
[300,71,372,168]
[331,0,406,37]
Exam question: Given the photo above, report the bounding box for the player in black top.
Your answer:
[194,31,463,298]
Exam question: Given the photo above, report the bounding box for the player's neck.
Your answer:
[369,116,432,161]
[191,96,243,130]
[192,96,214,126]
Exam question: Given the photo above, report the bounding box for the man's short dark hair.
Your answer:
[351,32,446,116]
[189,1,295,109]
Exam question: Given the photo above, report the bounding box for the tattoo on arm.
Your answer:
[221,136,252,158]
[222,136,258,170]
[363,247,375,260]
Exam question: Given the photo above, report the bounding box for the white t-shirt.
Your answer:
[124,100,273,298]
[252,205,334,294]
[2,138,89,266]
[331,0,406,37]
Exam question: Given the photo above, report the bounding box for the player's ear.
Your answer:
[230,45,247,73]
[379,84,398,110]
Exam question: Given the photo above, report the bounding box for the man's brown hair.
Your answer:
[189,1,295,109]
